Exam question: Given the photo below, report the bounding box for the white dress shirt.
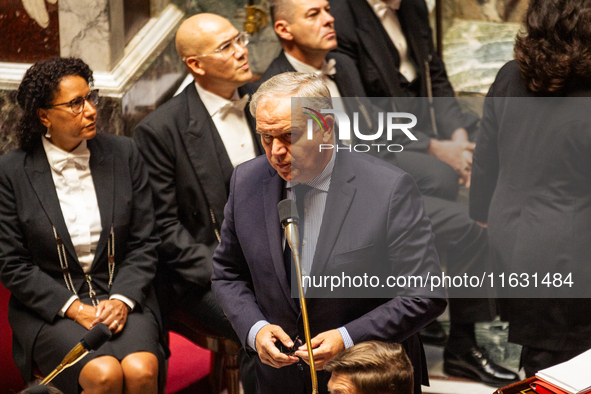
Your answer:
[42,137,135,315]
[195,82,256,167]
[367,0,418,83]
[247,149,354,352]
[284,52,346,114]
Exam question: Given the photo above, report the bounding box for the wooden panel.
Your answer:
[0,0,60,63]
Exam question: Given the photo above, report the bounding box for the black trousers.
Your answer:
[397,150,496,324]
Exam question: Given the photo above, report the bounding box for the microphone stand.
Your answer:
[40,344,88,385]
[285,222,318,394]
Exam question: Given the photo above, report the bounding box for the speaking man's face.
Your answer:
[256,96,333,183]
[327,372,361,394]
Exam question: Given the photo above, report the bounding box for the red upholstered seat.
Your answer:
[166,332,212,394]
[0,284,212,394]
[0,284,25,393]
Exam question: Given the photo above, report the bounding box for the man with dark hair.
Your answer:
[133,13,262,393]
[325,341,414,394]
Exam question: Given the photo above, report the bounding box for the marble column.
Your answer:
[58,0,125,72]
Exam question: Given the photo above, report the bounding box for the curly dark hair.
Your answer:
[514,0,591,93]
[16,57,94,151]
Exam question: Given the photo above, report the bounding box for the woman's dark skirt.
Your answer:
[32,296,164,394]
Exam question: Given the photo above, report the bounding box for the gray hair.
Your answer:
[250,72,333,119]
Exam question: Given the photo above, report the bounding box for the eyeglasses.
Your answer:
[193,31,250,59]
[46,89,99,114]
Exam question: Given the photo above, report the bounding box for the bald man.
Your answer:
[133,14,262,393]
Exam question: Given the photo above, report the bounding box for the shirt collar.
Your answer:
[195,82,240,117]
[366,0,402,12]
[284,52,327,75]
[42,136,89,173]
[287,147,336,193]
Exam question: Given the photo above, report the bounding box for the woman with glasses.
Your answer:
[0,57,164,393]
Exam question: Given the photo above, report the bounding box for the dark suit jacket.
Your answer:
[0,134,160,381]
[133,83,263,299]
[470,60,591,350]
[253,51,367,98]
[330,0,478,149]
[212,152,446,393]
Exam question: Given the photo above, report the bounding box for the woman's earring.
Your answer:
[45,129,51,138]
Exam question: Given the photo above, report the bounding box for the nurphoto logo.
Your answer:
[303,108,418,153]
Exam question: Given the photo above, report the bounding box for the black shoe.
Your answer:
[419,320,447,346]
[443,346,520,387]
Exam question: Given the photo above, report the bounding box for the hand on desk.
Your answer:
[295,329,345,370]
[255,324,299,368]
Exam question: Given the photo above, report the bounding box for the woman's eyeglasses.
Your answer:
[46,89,99,114]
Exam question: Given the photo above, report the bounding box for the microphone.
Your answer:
[278,199,300,257]
[40,323,112,385]
[277,199,318,394]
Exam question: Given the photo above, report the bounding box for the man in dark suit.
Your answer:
[133,13,262,393]
[212,72,447,394]
[259,2,517,387]
[330,0,478,196]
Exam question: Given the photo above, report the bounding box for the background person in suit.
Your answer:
[470,0,591,376]
[264,1,514,386]
[133,13,262,393]
[330,0,478,196]
[325,341,414,394]
[0,57,163,394]
[212,72,447,394]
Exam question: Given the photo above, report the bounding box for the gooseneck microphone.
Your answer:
[40,323,112,385]
[278,199,318,394]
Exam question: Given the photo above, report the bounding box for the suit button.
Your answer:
[298,362,303,371]
[191,211,198,219]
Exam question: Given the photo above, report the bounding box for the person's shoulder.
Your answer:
[496,60,521,83]
[233,155,272,180]
[0,148,27,176]
[91,134,140,159]
[251,53,291,92]
[137,84,193,128]
[488,61,528,97]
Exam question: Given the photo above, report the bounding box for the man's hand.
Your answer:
[255,324,299,368]
[91,299,129,335]
[428,128,476,188]
[294,329,345,370]
[65,301,96,330]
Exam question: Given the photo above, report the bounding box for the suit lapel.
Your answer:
[183,84,233,224]
[350,0,403,97]
[24,144,80,270]
[88,138,113,270]
[398,1,428,94]
[263,170,299,314]
[309,152,356,279]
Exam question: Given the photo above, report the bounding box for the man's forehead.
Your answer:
[294,0,329,14]
[199,21,238,49]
